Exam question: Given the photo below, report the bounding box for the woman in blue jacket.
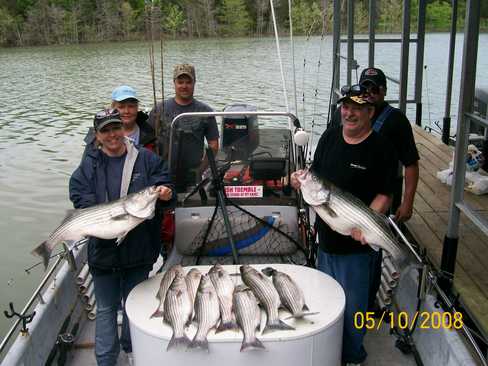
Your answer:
[69,109,174,366]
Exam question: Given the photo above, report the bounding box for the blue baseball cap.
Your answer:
[111,85,139,102]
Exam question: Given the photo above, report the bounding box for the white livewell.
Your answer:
[126,264,345,366]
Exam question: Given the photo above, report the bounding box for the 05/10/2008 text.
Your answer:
[353,311,464,331]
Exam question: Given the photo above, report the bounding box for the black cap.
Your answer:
[359,67,387,88]
[93,109,122,131]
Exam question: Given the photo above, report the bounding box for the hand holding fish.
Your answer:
[350,228,368,245]
[157,185,172,201]
[290,170,307,190]
[394,202,413,223]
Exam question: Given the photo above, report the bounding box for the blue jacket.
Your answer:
[69,140,174,273]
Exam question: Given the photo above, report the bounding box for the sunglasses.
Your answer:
[95,108,120,120]
[340,84,367,97]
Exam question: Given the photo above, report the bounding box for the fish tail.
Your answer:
[240,336,266,352]
[31,241,51,270]
[188,337,209,351]
[150,308,164,318]
[216,320,238,332]
[167,334,191,351]
[262,319,295,334]
[283,311,320,320]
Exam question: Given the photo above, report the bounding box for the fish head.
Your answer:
[209,263,223,274]
[187,268,202,279]
[169,271,186,290]
[298,172,331,206]
[123,186,159,219]
[239,264,252,276]
[197,274,213,292]
[234,284,248,293]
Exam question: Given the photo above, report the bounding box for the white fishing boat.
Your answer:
[1,1,487,366]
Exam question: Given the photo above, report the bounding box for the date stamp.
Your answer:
[354,311,464,330]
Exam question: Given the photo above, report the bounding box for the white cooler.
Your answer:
[126,263,345,366]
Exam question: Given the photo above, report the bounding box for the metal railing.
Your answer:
[0,256,63,355]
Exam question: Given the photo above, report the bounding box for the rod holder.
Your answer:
[3,302,36,336]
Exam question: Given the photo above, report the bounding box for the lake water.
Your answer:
[0,33,487,337]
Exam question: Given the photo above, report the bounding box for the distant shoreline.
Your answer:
[2,30,488,50]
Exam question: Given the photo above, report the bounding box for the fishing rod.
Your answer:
[305,6,329,163]
[24,240,88,274]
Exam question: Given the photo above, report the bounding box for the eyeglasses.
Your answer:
[95,108,120,120]
[340,84,367,97]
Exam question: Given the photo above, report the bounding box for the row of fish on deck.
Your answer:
[152,263,316,352]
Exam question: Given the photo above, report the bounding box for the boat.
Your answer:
[1,0,487,365]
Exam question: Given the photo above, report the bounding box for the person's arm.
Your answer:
[208,139,219,154]
[395,162,419,222]
[69,164,97,209]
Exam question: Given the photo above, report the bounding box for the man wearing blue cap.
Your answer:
[82,86,156,157]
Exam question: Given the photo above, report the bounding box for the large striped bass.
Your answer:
[151,265,185,318]
[209,263,237,331]
[189,274,220,351]
[240,265,294,333]
[31,186,160,269]
[164,271,192,350]
[297,171,406,266]
[233,285,265,352]
[262,267,316,319]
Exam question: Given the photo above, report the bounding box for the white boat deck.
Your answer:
[65,313,417,366]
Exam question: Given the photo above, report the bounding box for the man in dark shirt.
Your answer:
[330,68,420,223]
[359,67,420,223]
[148,63,219,183]
[292,87,397,365]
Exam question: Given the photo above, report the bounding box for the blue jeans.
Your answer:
[317,249,376,364]
[92,267,149,366]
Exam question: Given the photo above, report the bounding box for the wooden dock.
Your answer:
[406,126,488,337]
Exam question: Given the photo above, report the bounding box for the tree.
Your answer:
[0,7,16,45]
[164,3,185,38]
[218,0,251,36]
[292,0,323,35]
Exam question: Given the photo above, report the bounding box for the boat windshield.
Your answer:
[169,109,298,198]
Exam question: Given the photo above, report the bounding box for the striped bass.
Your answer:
[240,265,294,333]
[185,268,203,318]
[151,265,185,318]
[189,274,220,351]
[164,271,192,350]
[262,267,316,319]
[297,171,406,266]
[31,186,160,269]
[209,264,237,331]
[233,285,265,352]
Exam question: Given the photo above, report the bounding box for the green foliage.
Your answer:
[426,0,452,31]
[291,0,322,35]
[163,3,185,38]
[218,0,251,36]
[1,0,487,46]
[0,7,15,45]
